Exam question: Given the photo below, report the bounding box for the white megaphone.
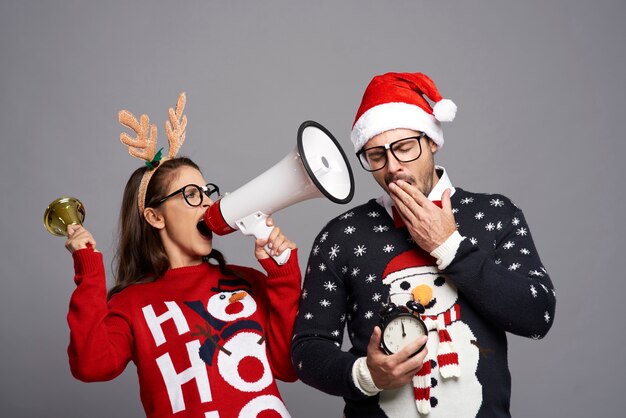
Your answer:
[204,120,355,265]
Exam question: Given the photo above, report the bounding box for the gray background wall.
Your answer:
[1,1,624,416]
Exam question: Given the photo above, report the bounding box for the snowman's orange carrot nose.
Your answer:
[229,291,247,303]
[412,285,432,306]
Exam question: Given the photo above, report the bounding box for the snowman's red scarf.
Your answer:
[412,303,461,414]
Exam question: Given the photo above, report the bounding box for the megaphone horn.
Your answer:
[43,196,86,237]
[205,121,355,264]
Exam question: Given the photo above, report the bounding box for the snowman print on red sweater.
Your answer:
[184,277,290,417]
[378,249,482,417]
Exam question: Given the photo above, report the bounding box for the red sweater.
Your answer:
[68,248,301,418]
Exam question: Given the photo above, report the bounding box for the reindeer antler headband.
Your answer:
[118,92,187,214]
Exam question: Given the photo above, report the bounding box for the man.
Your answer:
[291,72,555,417]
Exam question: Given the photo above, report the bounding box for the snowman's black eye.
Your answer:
[219,294,226,300]
[434,276,446,287]
[400,281,411,291]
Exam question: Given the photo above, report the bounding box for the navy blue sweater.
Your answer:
[292,188,555,417]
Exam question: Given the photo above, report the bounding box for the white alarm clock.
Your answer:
[379,300,428,356]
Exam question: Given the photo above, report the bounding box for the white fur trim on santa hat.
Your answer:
[351,102,444,153]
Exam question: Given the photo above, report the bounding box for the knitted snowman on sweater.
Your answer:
[379,250,482,417]
[186,278,291,417]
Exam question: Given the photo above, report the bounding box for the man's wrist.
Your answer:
[430,230,465,270]
[352,356,382,396]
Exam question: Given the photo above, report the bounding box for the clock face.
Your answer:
[381,314,427,355]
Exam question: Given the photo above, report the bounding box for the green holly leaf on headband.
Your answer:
[145,147,164,169]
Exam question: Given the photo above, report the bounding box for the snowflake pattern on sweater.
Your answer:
[292,188,555,418]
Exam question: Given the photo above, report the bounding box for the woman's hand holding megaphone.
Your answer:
[65,225,99,253]
[252,216,296,263]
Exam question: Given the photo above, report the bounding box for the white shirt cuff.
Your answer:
[430,230,465,270]
[352,356,382,396]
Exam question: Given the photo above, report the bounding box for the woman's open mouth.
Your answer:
[197,220,213,239]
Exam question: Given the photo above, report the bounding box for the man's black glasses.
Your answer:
[356,133,427,172]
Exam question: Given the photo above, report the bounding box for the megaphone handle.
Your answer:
[235,211,291,266]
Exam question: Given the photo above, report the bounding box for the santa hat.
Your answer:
[351,72,457,153]
[382,248,436,285]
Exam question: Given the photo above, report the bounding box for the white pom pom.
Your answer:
[433,99,457,122]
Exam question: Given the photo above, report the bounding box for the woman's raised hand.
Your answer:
[65,225,99,253]
[254,217,296,260]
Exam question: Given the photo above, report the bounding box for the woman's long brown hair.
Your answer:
[107,157,234,299]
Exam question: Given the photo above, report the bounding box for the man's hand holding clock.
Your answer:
[366,300,429,390]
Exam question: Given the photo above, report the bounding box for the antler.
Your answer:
[165,92,187,158]
[118,110,158,162]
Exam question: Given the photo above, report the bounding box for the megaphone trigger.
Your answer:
[235,211,291,265]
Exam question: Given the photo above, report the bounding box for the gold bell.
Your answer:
[43,196,85,237]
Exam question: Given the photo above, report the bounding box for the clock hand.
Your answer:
[401,320,406,338]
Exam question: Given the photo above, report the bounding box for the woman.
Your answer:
[65,94,300,417]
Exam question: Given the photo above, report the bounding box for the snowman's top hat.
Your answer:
[211,277,254,295]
